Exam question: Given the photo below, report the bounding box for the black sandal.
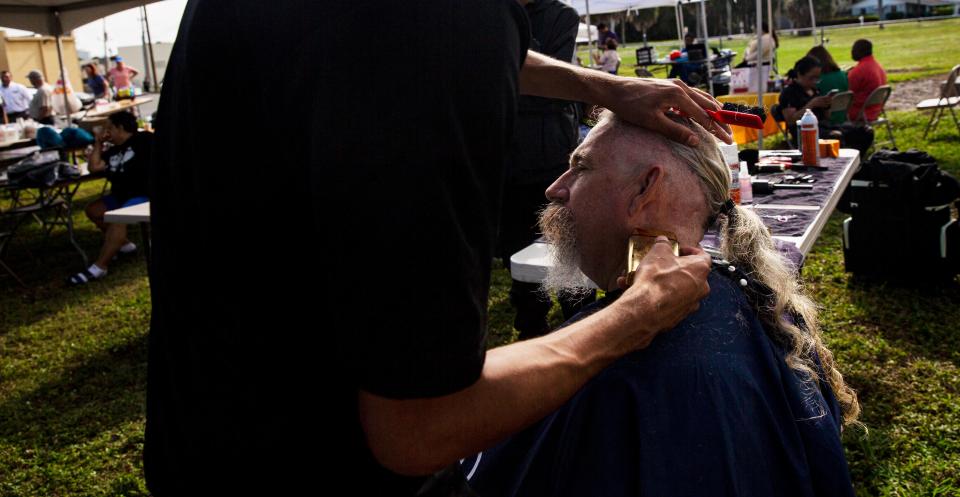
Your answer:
[67,269,100,285]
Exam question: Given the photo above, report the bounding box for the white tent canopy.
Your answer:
[577,22,599,43]
[0,0,163,35]
[570,0,705,15]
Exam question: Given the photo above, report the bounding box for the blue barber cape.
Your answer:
[463,271,854,497]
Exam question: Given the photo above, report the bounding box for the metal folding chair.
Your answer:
[828,91,853,122]
[851,85,896,148]
[916,64,960,139]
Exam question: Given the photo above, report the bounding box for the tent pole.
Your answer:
[102,19,110,75]
[768,0,774,37]
[808,0,817,42]
[676,3,683,45]
[701,0,714,95]
[54,10,71,126]
[56,35,70,124]
[756,0,764,149]
[678,3,686,44]
[585,0,594,66]
[143,4,159,92]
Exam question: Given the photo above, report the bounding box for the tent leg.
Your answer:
[756,0,764,149]
[55,35,70,125]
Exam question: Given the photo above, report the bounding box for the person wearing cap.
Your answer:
[108,56,139,90]
[26,70,55,125]
[1,70,33,122]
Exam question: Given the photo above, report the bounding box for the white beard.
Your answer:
[538,203,595,295]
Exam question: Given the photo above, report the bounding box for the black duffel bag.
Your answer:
[840,149,960,281]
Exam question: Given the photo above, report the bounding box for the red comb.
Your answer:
[672,108,764,129]
[706,109,764,129]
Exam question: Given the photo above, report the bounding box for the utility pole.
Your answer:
[142,4,159,92]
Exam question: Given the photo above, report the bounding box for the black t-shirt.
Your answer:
[779,83,827,138]
[103,131,152,203]
[509,0,579,186]
[147,2,529,496]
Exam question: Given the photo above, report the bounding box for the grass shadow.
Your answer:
[0,332,148,451]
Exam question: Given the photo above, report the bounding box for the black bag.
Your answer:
[838,123,874,156]
[841,149,960,281]
[6,151,63,188]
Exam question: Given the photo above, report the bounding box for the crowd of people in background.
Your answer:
[2,54,144,125]
[776,37,887,148]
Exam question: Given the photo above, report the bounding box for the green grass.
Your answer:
[0,180,151,496]
[581,17,960,83]
[1,26,959,493]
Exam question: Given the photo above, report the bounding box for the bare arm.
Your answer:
[88,134,107,173]
[359,241,711,476]
[782,95,831,124]
[519,50,732,146]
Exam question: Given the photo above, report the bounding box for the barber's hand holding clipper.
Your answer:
[614,236,712,350]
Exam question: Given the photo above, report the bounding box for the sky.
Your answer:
[1,0,188,57]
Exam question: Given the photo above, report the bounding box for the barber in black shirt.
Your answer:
[148,2,732,495]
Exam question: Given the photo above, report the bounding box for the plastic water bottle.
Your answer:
[739,161,753,204]
[720,143,741,204]
[800,109,820,166]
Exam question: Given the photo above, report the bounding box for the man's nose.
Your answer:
[544,174,570,203]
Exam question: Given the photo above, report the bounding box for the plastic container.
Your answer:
[800,109,819,166]
[720,143,741,204]
[739,161,753,204]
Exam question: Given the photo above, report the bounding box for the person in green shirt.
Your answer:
[807,45,848,123]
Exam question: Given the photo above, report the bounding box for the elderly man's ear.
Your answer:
[627,165,663,218]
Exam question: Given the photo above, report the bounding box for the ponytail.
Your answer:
[720,205,861,426]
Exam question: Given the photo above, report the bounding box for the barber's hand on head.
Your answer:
[600,77,733,146]
[613,236,711,350]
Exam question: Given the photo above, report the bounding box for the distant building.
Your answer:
[117,41,173,89]
[848,0,953,16]
[0,31,83,91]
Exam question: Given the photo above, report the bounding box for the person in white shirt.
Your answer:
[26,70,55,125]
[593,38,621,75]
[741,22,779,67]
[1,70,34,122]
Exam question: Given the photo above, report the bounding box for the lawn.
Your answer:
[1,19,960,497]
[581,16,960,83]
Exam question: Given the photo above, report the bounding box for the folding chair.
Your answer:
[828,91,853,123]
[851,85,896,149]
[916,64,960,139]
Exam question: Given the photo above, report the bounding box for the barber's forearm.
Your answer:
[520,50,615,104]
[358,307,649,476]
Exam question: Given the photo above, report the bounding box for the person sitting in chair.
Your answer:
[668,32,704,85]
[847,39,887,122]
[463,112,860,497]
[778,56,837,143]
[593,38,621,75]
[69,111,152,285]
